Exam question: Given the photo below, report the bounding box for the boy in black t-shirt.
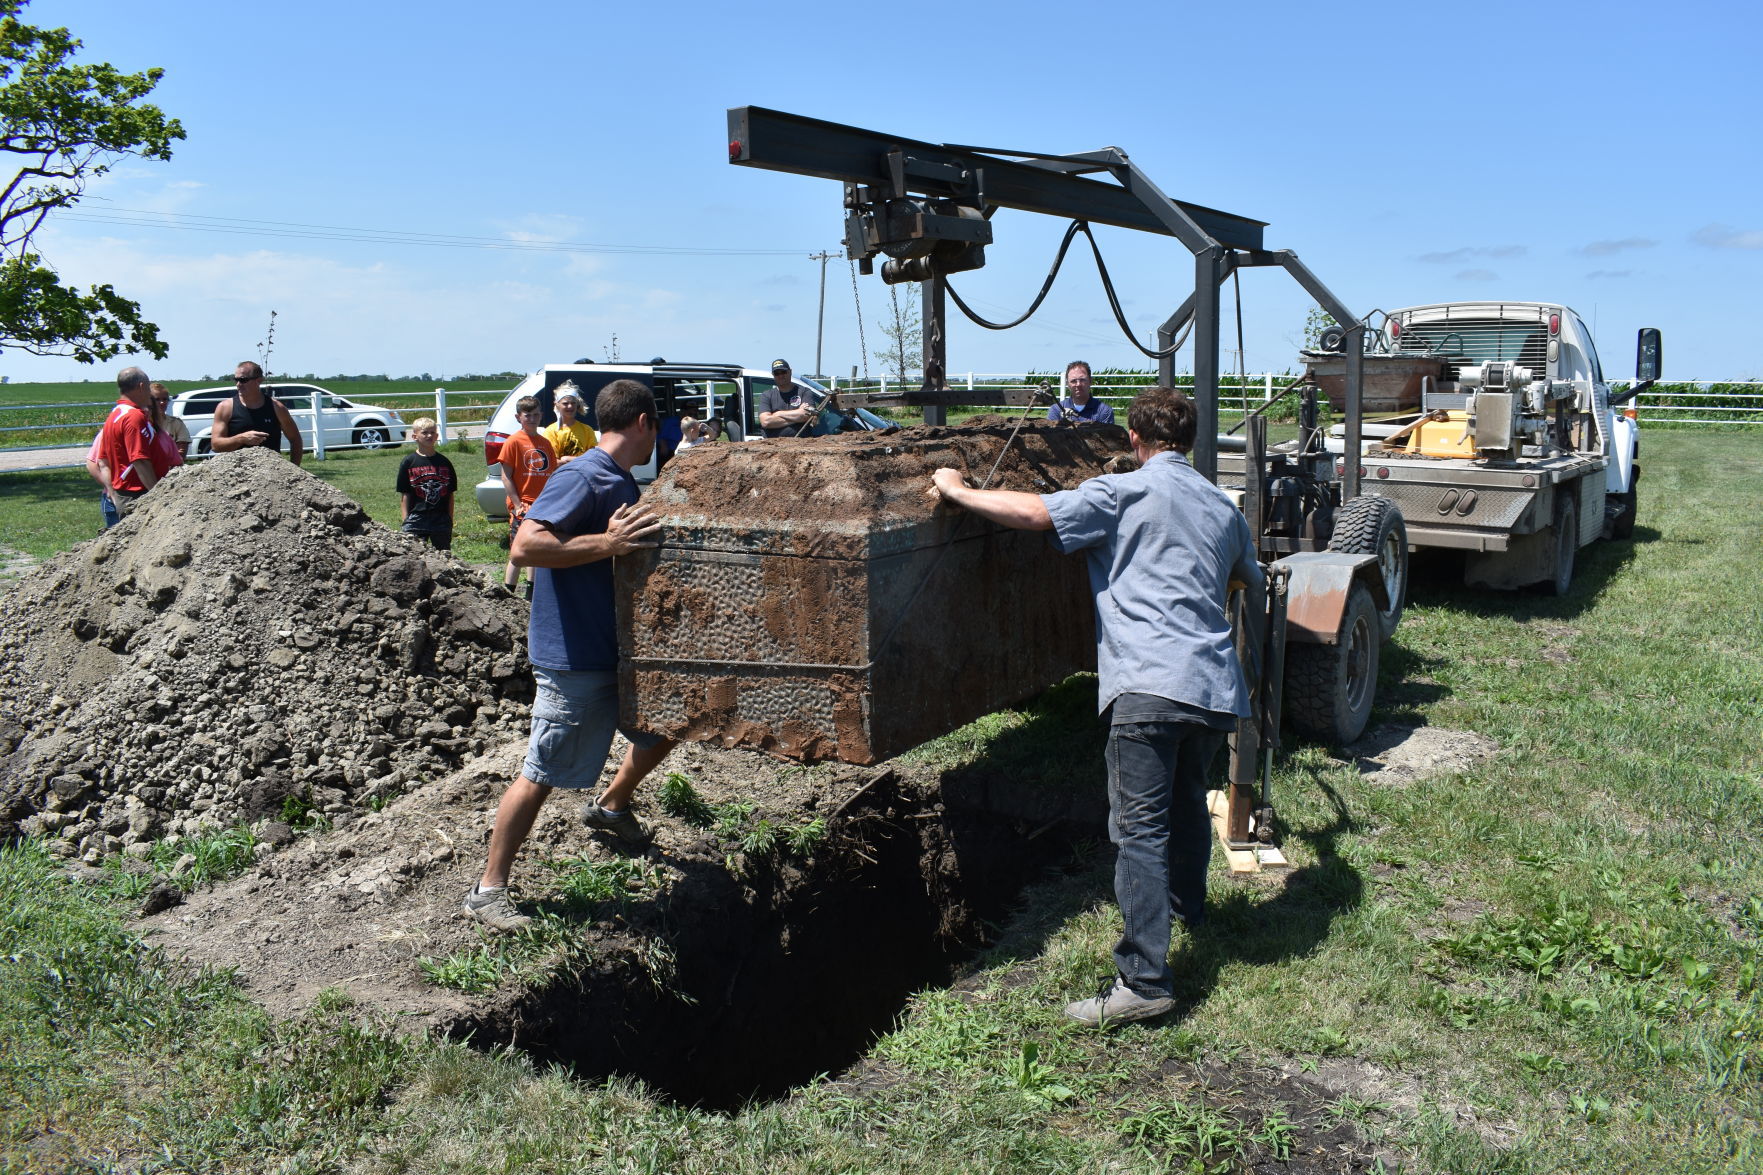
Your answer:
[396,417,456,550]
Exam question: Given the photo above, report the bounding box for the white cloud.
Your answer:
[1454,268,1499,282]
[1580,237,1655,256]
[1693,224,1763,250]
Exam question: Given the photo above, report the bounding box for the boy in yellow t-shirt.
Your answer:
[543,383,597,462]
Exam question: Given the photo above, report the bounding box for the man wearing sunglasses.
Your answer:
[211,360,304,465]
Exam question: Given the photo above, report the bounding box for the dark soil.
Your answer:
[137,734,1093,1109]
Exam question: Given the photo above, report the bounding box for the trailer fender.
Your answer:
[1276,552,1388,645]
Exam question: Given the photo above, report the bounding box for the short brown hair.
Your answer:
[596,379,657,432]
[1127,387,1197,453]
[1065,360,1092,381]
[515,395,540,416]
[234,360,263,380]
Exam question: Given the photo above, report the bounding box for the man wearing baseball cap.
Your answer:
[757,359,828,438]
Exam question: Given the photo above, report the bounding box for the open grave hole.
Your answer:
[444,768,1097,1110]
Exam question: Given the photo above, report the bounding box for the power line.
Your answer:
[52,204,813,257]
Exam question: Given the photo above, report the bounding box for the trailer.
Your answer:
[726,107,1411,861]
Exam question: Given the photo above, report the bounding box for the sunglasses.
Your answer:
[234,374,261,383]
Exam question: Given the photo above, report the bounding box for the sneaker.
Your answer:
[461,885,530,930]
[1063,976,1174,1028]
[581,802,650,847]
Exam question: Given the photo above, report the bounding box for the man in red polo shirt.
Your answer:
[99,366,161,518]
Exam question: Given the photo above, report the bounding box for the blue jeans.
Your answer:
[1106,719,1225,998]
[100,492,122,530]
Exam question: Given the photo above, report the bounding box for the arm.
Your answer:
[499,453,520,516]
[209,400,264,452]
[510,502,662,568]
[929,468,1052,531]
[128,458,159,491]
[273,401,305,465]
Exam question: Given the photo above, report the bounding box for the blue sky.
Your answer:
[12,0,1761,384]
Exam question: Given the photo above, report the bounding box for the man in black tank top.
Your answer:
[211,361,305,465]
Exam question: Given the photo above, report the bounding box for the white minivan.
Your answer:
[474,361,894,519]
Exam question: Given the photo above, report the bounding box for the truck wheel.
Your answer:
[1545,497,1578,597]
[1611,464,1639,540]
[1285,582,1379,745]
[1327,495,1408,640]
[353,423,390,450]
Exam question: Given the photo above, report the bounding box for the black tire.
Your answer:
[195,437,212,456]
[1285,582,1380,745]
[1612,464,1638,540]
[353,422,391,450]
[1544,496,1577,597]
[1327,495,1408,641]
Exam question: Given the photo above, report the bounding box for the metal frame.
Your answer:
[728,105,1366,495]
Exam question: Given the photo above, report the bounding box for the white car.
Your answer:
[170,382,406,457]
[474,361,893,519]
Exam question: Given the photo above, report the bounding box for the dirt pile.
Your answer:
[620,420,1129,763]
[0,449,533,862]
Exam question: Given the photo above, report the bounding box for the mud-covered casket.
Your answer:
[615,421,1129,764]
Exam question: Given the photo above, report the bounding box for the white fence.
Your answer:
[0,386,502,465]
[4,376,1759,466]
[826,373,1763,426]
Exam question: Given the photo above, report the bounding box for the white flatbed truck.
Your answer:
[1320,301,1660,594]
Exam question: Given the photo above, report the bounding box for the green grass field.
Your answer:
[0,379,512,449]
[2,429,1761,1172]
[0,437,509,568]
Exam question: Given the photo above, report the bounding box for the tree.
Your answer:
[872,285,921,383]
[0,1,183,363]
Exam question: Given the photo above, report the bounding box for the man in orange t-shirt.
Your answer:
[499,395,557,594]
[99,367,161,517]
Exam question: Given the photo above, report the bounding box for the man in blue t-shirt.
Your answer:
[1046,359,1116,425]
[464,379,675,930]
[932,386,1262,1028]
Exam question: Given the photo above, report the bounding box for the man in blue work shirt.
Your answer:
[1046,360,1115,425]
[463,379,677,930]
[931,386,1263,1026]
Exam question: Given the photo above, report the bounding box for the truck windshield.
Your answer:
[1395,316,1548,371]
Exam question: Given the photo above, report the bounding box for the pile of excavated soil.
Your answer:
[0,449,534,862]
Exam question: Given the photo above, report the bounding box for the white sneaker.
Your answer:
[1063,977,1174,1027]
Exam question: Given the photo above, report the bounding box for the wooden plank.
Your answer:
[1206,789,1293,873]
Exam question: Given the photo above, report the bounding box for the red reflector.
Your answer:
[484,430,510,465]
[1358,466,1367,478]
[1549,313,1560,336]
[1388,319,1402,338]
[1335,461,1346,476]
[1376,467,1390,479]
[729,139,742,159]
[1521,474,1537,488]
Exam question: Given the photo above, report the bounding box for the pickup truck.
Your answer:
[1319,302,1659,594]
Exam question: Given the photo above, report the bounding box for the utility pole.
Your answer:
[809,250,834,379]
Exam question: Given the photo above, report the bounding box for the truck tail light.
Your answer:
[1548,313,1560,336]
[1387,319,1402,339]
[484,431,509,465]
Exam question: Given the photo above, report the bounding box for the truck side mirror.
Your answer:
[1636,328,1662,383]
